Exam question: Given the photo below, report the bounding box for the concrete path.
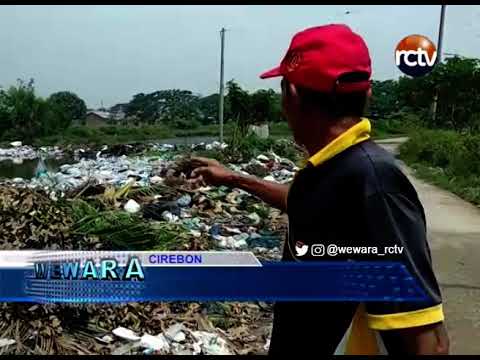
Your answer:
[379,138,480,355]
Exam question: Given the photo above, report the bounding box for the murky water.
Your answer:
[0,136,219,179]
[0,157,74,180]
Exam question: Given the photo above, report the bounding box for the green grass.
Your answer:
[31,122,293,147]
[398,128,480,206]
[70,199,189,250]
[371,118,409,139]
[407,163,480,207]
[27,118,409,148]
[32,124,224,146]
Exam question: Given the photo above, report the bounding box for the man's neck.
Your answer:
[303,116,361,157]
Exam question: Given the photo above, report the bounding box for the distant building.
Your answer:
[85,111,111,128]
[110,103,128,121]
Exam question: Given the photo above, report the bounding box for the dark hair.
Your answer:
[284,73,369,119]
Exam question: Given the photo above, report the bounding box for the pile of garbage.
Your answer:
[0,187,79,250]
[233,153,298,184]
[0,301,273,355]
[0,141,64,162]
[0,140,299,354]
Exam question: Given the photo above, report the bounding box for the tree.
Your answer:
[47,91,87,129]
[0,79,71,142]
[369,80,400,119]
[226,79,251,134]
[395,56,480,131]
[250,89,281,124]
[197,93,219,125]
[125,89,201,125]
[0,88,12,136]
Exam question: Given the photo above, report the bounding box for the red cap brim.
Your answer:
[259,66,282,79]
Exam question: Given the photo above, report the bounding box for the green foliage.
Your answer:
[48,91,87,129]
[0,80,89,142]
[216,121,301,163]
[197,93,221,125]
[226,80,283,135]
[269,121,291,137]
[70,199,186,250]
[0,79,60,142]
[368,56,480,133]
[249,89,280,124]
[171,117,200,130]
[369,80,399,119]
[125,89,202,124]
[399,129,480,205]
[226,79,252,134]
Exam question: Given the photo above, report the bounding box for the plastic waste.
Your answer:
[182,217,204,230]
[264,338,271,351]
[0,338,16,348]
[190,230,201,237]
[247,234,281,249]
[256,154,270,162]
[143,201,181,220]
[263,175,276,182]
[112,341,142,355]
[140,334,170,353]
[10,141,22,147]
[190,331,232,355]
[165,323,187,343]
[35,158,49,178]
[214,234,248,249]
[150,175,163,184]
[113,327,141,341]
[124,199,141,213]
[176,194,192,207]
[224,226,242,234]
[95,335,114,344]
[248,212,261,225]
[209,224,221,237]
[162,211,179,223]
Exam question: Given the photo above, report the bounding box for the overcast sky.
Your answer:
[1,5,479,108]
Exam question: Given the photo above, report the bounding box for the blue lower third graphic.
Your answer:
[0,261,429,303]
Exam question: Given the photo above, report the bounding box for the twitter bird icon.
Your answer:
[295,241,309,257]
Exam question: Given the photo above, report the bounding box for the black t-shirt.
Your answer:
[269,140,443,355]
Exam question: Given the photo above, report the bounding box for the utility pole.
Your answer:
[431,5,447,124]
[218,27,226,143]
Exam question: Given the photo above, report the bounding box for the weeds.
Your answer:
[399,129,480,206]
[70,199,187,250]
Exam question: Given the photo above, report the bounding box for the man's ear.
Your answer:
[367,87,372,99]
[288,82,301,106]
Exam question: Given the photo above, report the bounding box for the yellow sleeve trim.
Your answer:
[367,304,444,330]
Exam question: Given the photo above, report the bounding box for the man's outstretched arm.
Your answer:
[189,157,289,212]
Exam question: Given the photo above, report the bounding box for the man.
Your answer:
[190,24,449,355]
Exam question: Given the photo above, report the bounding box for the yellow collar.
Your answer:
[307,118,371,167]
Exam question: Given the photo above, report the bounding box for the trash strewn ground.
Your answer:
[0,143,64,162]
[0,139,298,354]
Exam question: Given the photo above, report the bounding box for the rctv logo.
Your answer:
[395,34,437,77]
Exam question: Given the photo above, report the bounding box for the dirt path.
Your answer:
[378,138,480,355]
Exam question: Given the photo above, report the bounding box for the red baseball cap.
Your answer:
[260,24,372,93]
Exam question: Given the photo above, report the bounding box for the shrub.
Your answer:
[65,126,91,138]
[399,128,480,205]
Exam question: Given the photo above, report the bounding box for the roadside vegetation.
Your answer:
[399,129,480,206]
[394,56,480,206]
